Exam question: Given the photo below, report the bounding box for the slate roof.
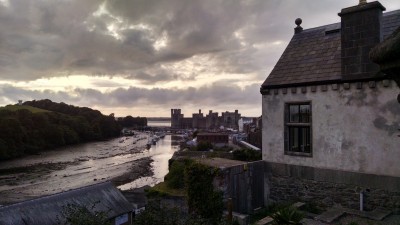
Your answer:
[0,182,133,225]
[261,9,400,89]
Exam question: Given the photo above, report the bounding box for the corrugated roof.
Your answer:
[262,9,400,89]
[0,182,133,225]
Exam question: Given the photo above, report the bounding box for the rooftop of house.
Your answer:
[0,182,133,225]
[261,8,400,89]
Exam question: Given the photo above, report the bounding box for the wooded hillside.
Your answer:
[0,100,121,160]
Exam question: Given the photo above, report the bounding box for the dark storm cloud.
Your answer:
[0,0,316,80]
[126,66,196,84]
[83,82,261,108]
[1,0,399,81]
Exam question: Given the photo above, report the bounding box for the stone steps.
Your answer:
[315,207,345,223]
[315,206,392,223]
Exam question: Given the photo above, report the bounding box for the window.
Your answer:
[284,102,312,156]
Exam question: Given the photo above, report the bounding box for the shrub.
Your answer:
[164,159,194,189]
[270,206,304,225]
[196,141,213,151]
[232,149,262,161]
[186,163,224,225]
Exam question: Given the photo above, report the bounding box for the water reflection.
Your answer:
[118,134,181,190]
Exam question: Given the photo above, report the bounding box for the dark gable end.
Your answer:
[261,3,400,91]
[0,182,133,225]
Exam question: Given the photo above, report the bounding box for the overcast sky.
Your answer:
[1,0,399,117]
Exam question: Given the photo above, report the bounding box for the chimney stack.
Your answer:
[338,1,385,80]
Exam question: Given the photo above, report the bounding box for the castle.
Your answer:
[171,109,241,130]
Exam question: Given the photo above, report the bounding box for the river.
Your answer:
[0,132,181,205]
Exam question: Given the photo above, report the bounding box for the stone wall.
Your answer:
[262,80,400,177]
[265,162,400,211]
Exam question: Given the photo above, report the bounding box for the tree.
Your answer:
[185,163,224,225]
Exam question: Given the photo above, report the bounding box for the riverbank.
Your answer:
[0,155,154,205]
[0,133,152,205]
[0,133,181,205]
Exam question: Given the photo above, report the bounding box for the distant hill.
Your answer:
[0,105,50,113]
[0,99,121,160]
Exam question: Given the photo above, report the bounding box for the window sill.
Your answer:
[284,151,312,157]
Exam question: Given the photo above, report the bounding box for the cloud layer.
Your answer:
[1,0,399,116]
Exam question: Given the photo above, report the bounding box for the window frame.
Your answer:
[284,101,313,157]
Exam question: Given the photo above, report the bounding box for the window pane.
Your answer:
[300,127,311,153]
[289,105,299,122]
[299,105,310,123]
[289,127,299,151]
[289,126,311,153]
[285,102,312,155]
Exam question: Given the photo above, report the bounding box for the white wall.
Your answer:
[262,81,400,177]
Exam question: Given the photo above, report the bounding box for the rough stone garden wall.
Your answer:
[265,162,400,211]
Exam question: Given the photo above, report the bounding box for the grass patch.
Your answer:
[1,105,50,113]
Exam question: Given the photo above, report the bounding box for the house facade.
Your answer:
[261,1,400,209]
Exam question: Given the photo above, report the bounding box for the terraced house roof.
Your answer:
[0,182,133,225]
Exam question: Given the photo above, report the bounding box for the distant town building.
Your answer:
[238,117,253,132]
[244,117,262,149]
[171,109,185,129]
[221,110,241,129]
[192,109,207,129]
[197,133,229,145]
[171,108,241,130]
[206,110,219,129]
